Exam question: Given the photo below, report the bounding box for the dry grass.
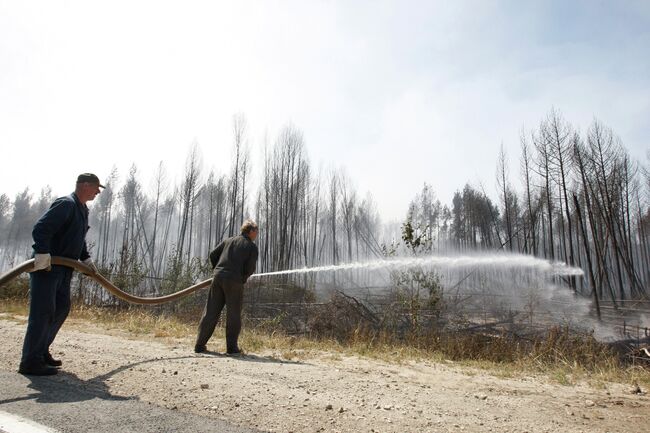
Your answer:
[1,298,648,388]
[1,300,30,317]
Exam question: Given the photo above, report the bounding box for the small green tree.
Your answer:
[391,268,442,333]
[389,218,443,334]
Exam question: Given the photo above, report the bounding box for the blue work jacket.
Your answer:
[32,193,90,261]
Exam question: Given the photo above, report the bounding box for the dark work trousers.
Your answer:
[21,266,73,367]
[196,277,244,352]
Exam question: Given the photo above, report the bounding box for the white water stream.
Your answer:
[250,253,645,341]
[252,253,584,278]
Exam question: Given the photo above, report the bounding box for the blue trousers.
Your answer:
[20,266,73,366]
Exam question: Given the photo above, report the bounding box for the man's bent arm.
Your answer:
[243,246,258,283]
[209,241,225,269]
[80,241,90,261]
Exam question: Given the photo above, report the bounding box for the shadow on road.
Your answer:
[92,352,308,383]
[0,370,132,406]
[65,352,308,387]
[0,351,308,407]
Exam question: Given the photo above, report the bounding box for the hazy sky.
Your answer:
[1,1,648,221]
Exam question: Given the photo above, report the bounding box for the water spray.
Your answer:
[0,253,582,304]
[253,254,585,278]
[1,254,648,347]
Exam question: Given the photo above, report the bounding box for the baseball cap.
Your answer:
[76,173,106,188]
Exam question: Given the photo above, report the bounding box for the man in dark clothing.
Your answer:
[195,220,259,355]
[19,173,103,376]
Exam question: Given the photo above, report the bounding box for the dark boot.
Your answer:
[19,361,58,376]
[227,346,242,355]
[194,344,207,353]
[44,352,62,367]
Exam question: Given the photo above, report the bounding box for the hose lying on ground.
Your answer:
[0,256,212,305]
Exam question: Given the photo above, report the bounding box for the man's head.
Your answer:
[241,219,259,241]
[75,173,104,203]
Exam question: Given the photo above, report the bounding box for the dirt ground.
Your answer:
[1,315,648,433]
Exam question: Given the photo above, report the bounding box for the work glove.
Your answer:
[83,258,98,274]
[33,253,51,272]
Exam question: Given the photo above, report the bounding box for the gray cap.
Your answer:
[76,173,105,188]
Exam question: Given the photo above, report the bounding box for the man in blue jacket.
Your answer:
[195,220,259,355]
[19,173,103,376]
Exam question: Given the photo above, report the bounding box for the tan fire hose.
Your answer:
[0,256,213,305]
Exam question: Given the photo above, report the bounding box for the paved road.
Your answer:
[0,371,264,433]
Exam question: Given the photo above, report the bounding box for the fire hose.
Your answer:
[0,256,213,304]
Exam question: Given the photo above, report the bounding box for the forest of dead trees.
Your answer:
[0,110,648,307]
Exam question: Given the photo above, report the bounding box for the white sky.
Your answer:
[1,1,648,221]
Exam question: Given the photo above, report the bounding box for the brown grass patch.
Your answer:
[1,298,648,388]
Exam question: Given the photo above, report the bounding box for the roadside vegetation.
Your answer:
[2,287,648,390]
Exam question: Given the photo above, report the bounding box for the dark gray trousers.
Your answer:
[196,277,244,352]
[21,267,73,366]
